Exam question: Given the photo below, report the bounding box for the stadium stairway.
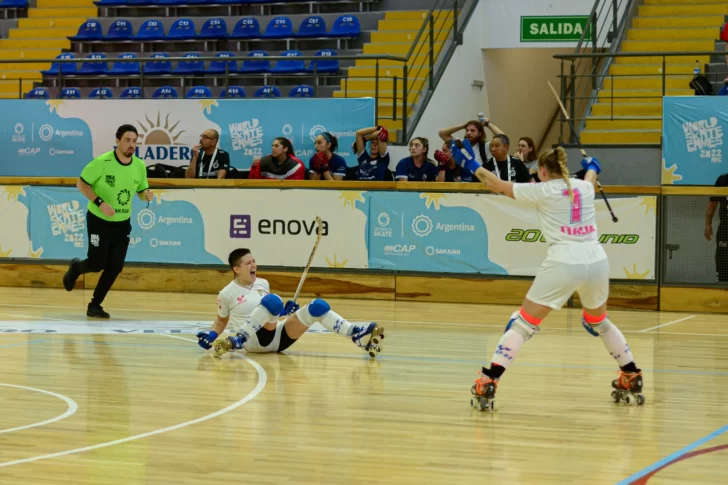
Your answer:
[581,0,726,144]
[334,9,454,141]
[0,0,94,99]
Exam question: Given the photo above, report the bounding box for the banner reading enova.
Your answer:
[663,96,728,185]
[0,185,655,279]
[0,98,375,176]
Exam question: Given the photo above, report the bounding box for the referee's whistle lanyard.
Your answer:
[198,147,219,179]
[492,155,512,182]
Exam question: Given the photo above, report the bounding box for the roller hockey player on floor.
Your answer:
[196,248,385,358]
[450,139,644,411]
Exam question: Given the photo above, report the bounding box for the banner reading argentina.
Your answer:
[663,96,727,185]
[0,98,375,176]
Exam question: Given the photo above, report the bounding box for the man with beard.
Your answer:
[438,116,505,166]
[62,124,154,318]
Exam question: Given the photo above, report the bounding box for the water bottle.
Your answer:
[694,60,701,75]
[477,112,486,124]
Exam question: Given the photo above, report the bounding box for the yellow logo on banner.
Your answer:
[623,263,649,279]
[326,254,348,268]
[198,99,219,114]
[46,99,65,113]
[29,241,43,259]
[420,193,446,210]
[661,159,682,185]
[3,186,26,203]
[137,112,187,146]
[338,191,365,209]
[639,197,657,215]
[0,244,11,257]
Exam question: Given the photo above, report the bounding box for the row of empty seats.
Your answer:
[41,50,339,76]
[70,16,360,41]
[26,84,316,99]
[0,0,26,19]
[95,0,358,6]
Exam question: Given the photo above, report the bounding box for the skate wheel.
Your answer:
[611,390,620,403]
[635,394,645,406]
[624,394,634,406]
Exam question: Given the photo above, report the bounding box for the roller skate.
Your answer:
[212,334,245,358]
[611,370,645,406]
[351,322,385,358]
[470,369,497,411]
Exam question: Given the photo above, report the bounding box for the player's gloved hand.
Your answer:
[311,152,330,173]
[580,156,602,174]
[449,138,482,173]
[378,127,389,142]
[281,300,300,316]
[434,150,449,170]
[196,330,218,350]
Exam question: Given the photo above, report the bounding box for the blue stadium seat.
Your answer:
[198,17,227,39]
[106,19,134,40]
[237,50,269,73]
[68,20,103,41]
[329,15,360,37]
[230,17,260,39]
[168,18,197,40]
[153,86,179,98]
[25,87,49,99]
[41,53,77,76]
[174,52,204,75]
[0,0,28,6]
[306,49,339,74]
[60,87,81,99]
[207,51,236,74]
[89,87,114,99]
[254,86,280,98]
[271,50,304,74]
[288,85,314,98]
[297,16,326,38]
[78,53,108,75]
[120,86,142,98]
[186,86,212,98]
[263,16,293,39]
[109,52,140,75]
[221,85,246,98]
[93,0,127,5]
[144,52,172,75]
[136,19,166,41]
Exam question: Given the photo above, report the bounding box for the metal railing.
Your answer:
[537,0,635,150]
[0,0,478,143]
[551,50,725,145]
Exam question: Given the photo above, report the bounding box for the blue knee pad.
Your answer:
[308,298,330,318]
[261,294,284,317]
[581,318,600,337]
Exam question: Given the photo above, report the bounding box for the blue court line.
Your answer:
[615,424,728,485]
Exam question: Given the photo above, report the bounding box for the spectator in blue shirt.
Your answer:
[353,125,390,181]
[309,132,347,180]
[435,142,474,182]
[395,137,438,182]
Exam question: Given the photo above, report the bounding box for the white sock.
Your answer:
[595,317,634,367]
[296,305,354,337]
[491,330,525,369]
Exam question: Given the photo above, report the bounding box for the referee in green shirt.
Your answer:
[63,124,154,318]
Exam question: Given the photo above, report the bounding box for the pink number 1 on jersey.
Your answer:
[563,188,583,223]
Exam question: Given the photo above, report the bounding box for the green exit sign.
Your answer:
[521,15,592,42]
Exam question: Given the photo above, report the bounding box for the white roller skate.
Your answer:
[351,322,385,358]
[611,370,645,406]
[470,370,498,412]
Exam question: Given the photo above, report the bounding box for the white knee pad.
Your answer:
[582,316,615,337]
[506,311,540,341]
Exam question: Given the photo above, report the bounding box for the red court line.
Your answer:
[630,444,728,485]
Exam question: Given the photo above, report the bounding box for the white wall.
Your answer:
[388,0,488,166]
[481,0,624,49]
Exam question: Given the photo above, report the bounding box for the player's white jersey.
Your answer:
[513,178,606,263]
[217,278,270,331]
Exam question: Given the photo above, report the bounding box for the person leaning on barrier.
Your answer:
[704,172,728,282]
[185,129,229,179]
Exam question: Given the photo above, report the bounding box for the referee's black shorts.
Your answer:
[85,211,132,273]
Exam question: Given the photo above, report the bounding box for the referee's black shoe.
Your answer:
[87,304,110,319]
[63,258,80,292]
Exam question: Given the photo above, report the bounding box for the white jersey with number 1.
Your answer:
[512,178,607,265]
[217,278,270,333]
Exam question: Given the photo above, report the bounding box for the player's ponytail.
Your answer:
[537,146,573,202]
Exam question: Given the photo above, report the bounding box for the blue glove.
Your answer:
[580,156,601,174]
[281,300,300,316]
[196,330,218,350]
[449,138,482,175]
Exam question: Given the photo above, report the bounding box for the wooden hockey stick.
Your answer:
[292,215,323,303]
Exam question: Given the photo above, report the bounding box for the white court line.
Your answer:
[0,313,67,322]
[0,384,78,435]
[640,315,696,333]
[0,336,267,469]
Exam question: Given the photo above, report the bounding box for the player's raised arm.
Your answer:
[450,138,514,198]
[580,156,602,187]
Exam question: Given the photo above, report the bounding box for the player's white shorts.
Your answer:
[526,257,609,310]
[242,321,286,353]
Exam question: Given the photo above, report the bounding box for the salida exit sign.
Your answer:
[520,15,592,42]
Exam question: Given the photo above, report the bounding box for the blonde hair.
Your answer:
[538,147,573,202]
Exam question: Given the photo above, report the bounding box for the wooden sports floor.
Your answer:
[0,286,726,485]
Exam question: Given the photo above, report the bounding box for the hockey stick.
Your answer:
[292,215,323,303]
[547,81,619,223]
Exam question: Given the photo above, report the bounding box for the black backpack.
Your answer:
[690,74,714,95]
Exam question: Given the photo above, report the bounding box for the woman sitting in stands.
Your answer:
[249,137,306,180]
